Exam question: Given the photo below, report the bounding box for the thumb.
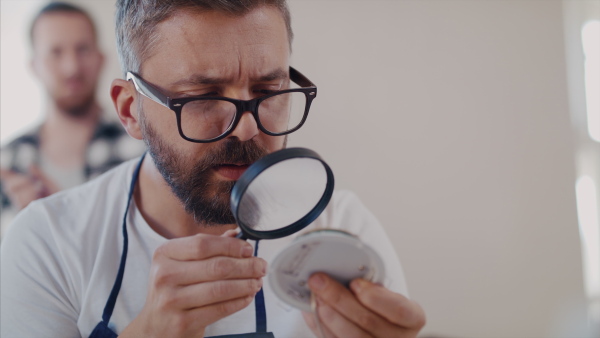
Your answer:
[221,229,240,238]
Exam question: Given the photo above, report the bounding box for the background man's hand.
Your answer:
[0,165,60,210]
[120,232,266,338]
[302,273,426,338]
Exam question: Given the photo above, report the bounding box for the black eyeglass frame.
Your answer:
[127,67,317,143]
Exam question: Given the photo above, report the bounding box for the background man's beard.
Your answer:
[141,118,269,226]
[53,89,96,118]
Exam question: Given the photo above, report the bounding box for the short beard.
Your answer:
[139,110,271,226]
[55,92,96,118]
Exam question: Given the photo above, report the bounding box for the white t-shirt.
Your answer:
[1,158,408,337]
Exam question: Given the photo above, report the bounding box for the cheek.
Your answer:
[82,58,102,81]
[144,103,198,153]
[261,135,287,153]
[39,60,60,82]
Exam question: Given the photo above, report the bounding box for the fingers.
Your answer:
[185,294,256,329]
[350,279,426,329]
[0,166,60,209]
[151,234,266,286]
[135,234,266,337]
[221,229,240,238]
[308,274,425,337]
[304,305,373,338]
[316,300,375,338]
[302,311,338,338]
[0,170,44,210]
[153,255,267,286]
[177,278,263,310]
[308,274,401,336]
[155,233,254,261]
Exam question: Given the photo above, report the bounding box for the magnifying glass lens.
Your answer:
[237,157,328,232]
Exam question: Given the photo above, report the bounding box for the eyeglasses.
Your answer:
[127,67,317,143]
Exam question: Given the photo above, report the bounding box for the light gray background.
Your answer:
[1,0,597,337]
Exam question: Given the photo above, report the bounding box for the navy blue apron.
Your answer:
[90,154,273,338]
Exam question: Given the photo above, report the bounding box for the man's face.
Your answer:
[31,12,103,116]
[137,7,290,225]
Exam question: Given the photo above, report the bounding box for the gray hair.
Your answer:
[115,0,293,76]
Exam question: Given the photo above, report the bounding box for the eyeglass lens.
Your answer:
[180,92,307,141]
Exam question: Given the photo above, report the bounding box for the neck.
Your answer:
[45,100,101,129]
[39,100,102,169]
[134,155,237,239]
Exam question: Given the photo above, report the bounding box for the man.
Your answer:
[0,0,425,337]
[0,2,144,235]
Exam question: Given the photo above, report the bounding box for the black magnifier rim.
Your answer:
[230,147,335,241]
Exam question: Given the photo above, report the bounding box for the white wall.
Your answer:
[0,0,590,337]
[286,1,587,336]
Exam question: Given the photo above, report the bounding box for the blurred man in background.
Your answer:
[0,2,144,235]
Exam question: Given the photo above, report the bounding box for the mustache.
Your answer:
[193,138,269,173]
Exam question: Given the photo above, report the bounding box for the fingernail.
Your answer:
[309,274,326,291]
[261,261,268,275]
[241,245,253,258]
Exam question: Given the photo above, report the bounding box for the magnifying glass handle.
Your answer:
[235,231,248,240]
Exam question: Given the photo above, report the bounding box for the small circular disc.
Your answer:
[268,229,385,312]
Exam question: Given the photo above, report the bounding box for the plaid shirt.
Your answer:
[0,118,146,212]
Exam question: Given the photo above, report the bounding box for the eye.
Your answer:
[253,82,286,96]
[174,91,219,100]
[51,48,62,58]
[255,89,277,95]
[200,91,219,97]
[76,45,91,55]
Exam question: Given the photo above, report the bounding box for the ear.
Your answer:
[111,78,143,140]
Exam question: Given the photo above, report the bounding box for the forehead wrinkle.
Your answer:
[169,67,288,89]
[142,8,289,88]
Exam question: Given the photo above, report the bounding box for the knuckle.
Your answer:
[356,313,378,332]
[215,299,235,316]
[156,288,178,311]
[210,281,230,299]
[227,238,241,256]
[150,260,176,288]
[152,266,172,287]
[154,289,178,313]
[218,296,252,316]
[153,245,167,260]
[192,235,210,257]
[209,258,234,279]
[317,302,334,321]
[251,258,266,276]
[326,286,343,304]
[358,286,376,305]
[251,278,262,292]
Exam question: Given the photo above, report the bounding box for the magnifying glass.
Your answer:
[230,147,334,240]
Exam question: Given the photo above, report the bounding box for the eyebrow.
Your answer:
[170,68,289,87]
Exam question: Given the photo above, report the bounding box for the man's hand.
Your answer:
[0,165,60,210]
[120,232,266,338]
[302,273,425,338]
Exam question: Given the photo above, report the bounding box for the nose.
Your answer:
[228,110,259,142]
[59,50,82,77]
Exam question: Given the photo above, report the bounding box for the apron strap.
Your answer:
[253,240,267,333]
[93,153,270,336]
[102,154,146,324]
